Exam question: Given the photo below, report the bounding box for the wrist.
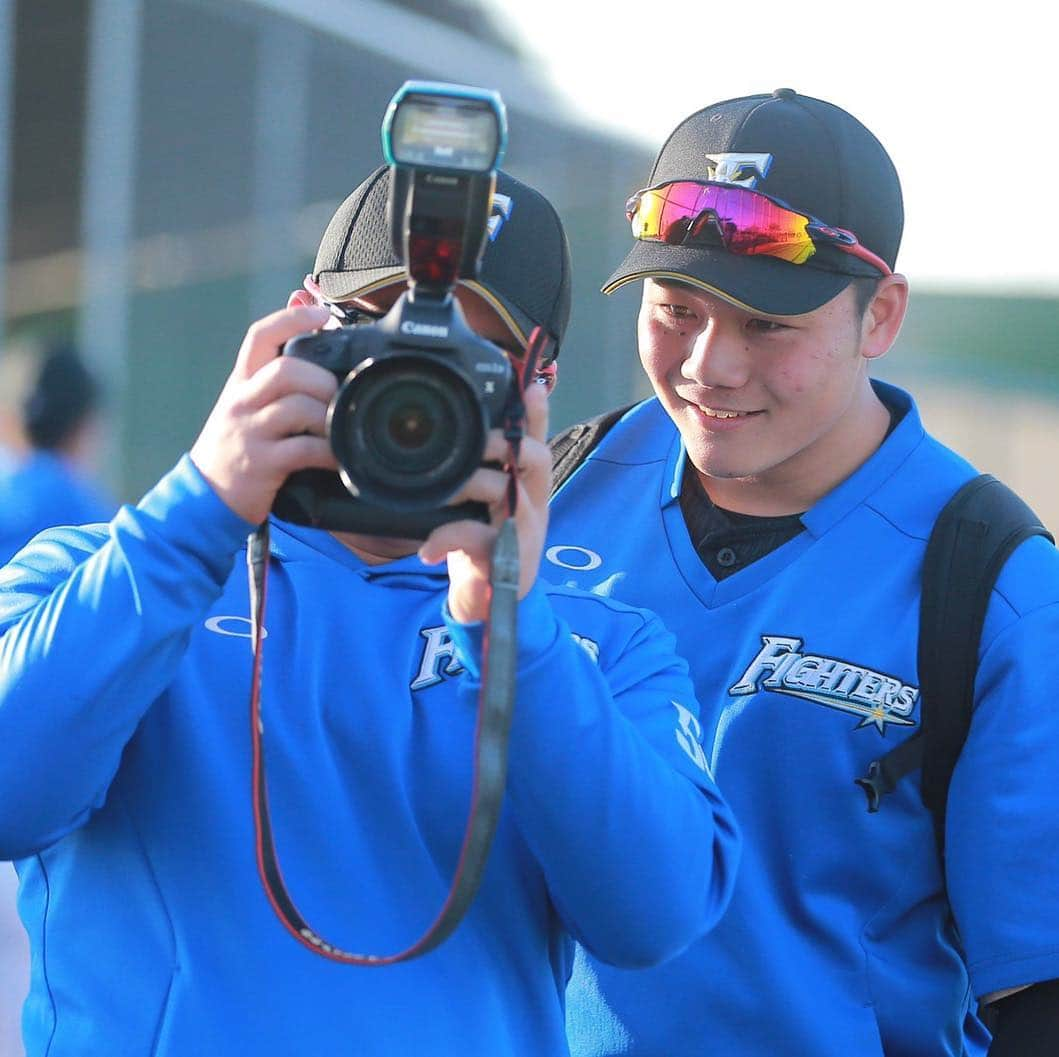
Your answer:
[443,582,559,679]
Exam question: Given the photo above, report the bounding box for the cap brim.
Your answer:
[315,265,405,302]
[602,241,854,316]
[314,267,536,354]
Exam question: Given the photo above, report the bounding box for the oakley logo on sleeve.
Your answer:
[544,544,626,598]
[204,615,267,654]
[704,153,773,188]
[729,635,918,734]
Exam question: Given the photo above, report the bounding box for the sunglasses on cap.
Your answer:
[626,181,892,277]
[300,275,559,390]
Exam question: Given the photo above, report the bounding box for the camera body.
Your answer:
[273,286,514,538]
[272,82,513,539]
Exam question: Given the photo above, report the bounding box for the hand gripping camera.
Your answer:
[272,82,514,539]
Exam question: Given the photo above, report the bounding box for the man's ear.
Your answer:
[860,274,909,362]
[288,289,314,310]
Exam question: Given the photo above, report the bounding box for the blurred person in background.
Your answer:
[0,339,115,1057]
[0,339,115,564]
[549,89,1059,1057]
[0,167,737,1057]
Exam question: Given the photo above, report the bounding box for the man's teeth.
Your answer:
[699,407,747,419]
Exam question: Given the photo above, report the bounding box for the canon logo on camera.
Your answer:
[401,320,450,338]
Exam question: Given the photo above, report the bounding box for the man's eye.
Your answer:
[747,318,786,333]
[659,303,693,319]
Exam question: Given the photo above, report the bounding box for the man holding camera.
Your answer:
[0,161,738,1057]
[550,90,1059,1055]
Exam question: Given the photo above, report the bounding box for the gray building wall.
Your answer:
[3,0,653,500]
[10,1,1053,512]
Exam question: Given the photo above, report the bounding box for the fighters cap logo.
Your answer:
[703,153,773,188]
[487,192,514,242]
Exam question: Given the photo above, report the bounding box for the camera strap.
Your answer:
[502,325,550,515]
[243,328,549,965]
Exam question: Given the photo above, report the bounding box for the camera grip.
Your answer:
[272,469,489,539]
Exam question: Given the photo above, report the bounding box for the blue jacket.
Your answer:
[0,455,738,1057]
[549,384,1059,1057]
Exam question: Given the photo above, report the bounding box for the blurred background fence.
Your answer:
[3,0,1058,523]
[2,0,650,501]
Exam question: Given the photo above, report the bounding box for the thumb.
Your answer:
[419,520,494,568]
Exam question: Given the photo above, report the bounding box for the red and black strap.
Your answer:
[243,328,549,964]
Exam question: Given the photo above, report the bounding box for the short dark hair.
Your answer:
[22,343,101,450]
[850,276,880,317]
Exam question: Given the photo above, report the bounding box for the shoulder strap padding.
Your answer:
[918,474,1051,855]
[549,404,635,497]
[857,474,1052,864]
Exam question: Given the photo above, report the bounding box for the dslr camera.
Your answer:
[273,82,517,539]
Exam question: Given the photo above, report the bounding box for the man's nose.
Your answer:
[681,322,750,389]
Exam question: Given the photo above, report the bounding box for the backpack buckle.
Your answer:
[854,760,888,813]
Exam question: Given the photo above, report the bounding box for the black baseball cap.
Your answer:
[604,88,903,316]
[313,166,572,358]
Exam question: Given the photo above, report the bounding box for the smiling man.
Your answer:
[547,89,1059,1056]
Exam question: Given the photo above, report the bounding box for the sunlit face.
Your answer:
[638,277,894,513]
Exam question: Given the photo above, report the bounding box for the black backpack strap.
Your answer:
[550,404,635,497]
[856,474,1052,861]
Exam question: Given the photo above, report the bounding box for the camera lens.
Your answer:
[388,402,433,451]
[371,380,451,472]
[328,355,486,511]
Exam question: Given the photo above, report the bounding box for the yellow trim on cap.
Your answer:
[323,273,529,351]
[460,279,529,350]
[601,270,765,315]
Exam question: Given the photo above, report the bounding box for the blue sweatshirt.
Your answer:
[548,385,1059,1057]
[0,456,738,1057]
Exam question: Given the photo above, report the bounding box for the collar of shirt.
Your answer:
[678,471,805,580]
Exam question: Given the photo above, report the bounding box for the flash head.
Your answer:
[383,81,508,293]
[383,82,506,174]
